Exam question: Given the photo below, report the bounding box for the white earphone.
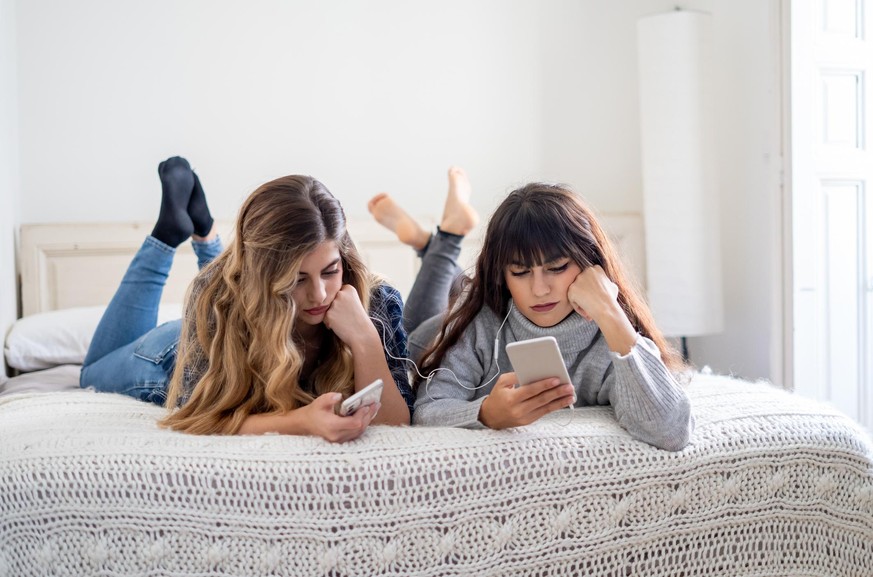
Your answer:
[370,300,514,399]
[370,300,574,426]
[493,301,513,360]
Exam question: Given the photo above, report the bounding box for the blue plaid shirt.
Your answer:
[369,284,414,417]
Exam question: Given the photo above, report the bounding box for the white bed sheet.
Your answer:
[0,364,81,396]
[1,373,872,576]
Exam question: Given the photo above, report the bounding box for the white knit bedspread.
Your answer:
[1,373,872,577]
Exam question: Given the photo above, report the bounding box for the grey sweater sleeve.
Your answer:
[412,306,695,449]
[412,320,494,429]
[599,335,694,451]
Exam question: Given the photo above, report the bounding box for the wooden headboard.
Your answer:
[18,214,645,317]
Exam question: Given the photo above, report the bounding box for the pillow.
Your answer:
[4,304,182,372]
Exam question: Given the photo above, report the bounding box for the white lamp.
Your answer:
[637,9,724,359]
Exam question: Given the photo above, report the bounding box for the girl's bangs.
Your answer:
[501,210,572,268]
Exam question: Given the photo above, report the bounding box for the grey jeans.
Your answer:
[405,229,463,364]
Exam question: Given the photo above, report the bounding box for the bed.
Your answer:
[2,220,872,577]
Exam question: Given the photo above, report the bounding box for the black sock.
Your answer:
[188,173,214,237]
[151,156,194,248]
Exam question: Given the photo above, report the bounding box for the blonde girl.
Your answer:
[81,157,412,442]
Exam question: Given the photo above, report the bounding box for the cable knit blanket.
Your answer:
[1,373,872,576]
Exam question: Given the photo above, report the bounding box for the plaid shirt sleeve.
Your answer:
[369,283,415,417]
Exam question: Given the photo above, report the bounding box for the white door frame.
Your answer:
[778,0,793,391]
[783,0,872,429]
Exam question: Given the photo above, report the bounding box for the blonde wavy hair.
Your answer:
[160,175,374,434]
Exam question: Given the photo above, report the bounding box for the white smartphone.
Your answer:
[505,336,573,387]
[337,379,383,416]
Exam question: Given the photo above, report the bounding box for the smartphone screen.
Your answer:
[505,336,572,386]
[337,379,383,416]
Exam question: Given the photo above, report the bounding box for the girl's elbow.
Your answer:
[411,401,431,426]
[632,399,694,451]
[656,426,692,452]
[655,401,694,451]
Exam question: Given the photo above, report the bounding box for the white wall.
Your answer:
[538,0,781,382]
[1,0,20,376]
[12,0,781,382]
[17,0,545,224]
[684,0,780,381]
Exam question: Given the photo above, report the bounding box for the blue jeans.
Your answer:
[79,236,223,405]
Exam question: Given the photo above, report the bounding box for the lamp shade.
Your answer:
[637,10,723,337]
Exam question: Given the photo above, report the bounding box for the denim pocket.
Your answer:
[133,319,183,365]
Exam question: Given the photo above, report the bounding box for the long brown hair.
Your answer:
[418,183,683,383]
[160,175,374,434]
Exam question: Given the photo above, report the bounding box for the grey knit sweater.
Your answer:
[413,302,694,451]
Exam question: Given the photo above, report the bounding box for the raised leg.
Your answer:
[80,159,221,405]
[403,230,464,334]
[83,237,176,367]
[83,157,197,367]
[369,167,479,335]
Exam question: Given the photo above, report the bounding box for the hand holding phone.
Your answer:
[479,337,576,429]
[505,336,572,386]
[505,336,576,408]
[336,379,383,417]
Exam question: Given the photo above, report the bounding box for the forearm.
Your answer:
[350,331,410,425]
[592,305,637,355]
[608,338,693,451]
[412,323,491,428]
[238,410,309,435]
[412,363,487,428]
[414,395,487,428]
[570,267,638,356]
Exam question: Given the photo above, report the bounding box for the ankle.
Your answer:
[192,224,218,242]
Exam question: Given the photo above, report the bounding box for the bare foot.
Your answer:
[440,166,479,236]
[367,193,431,250]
